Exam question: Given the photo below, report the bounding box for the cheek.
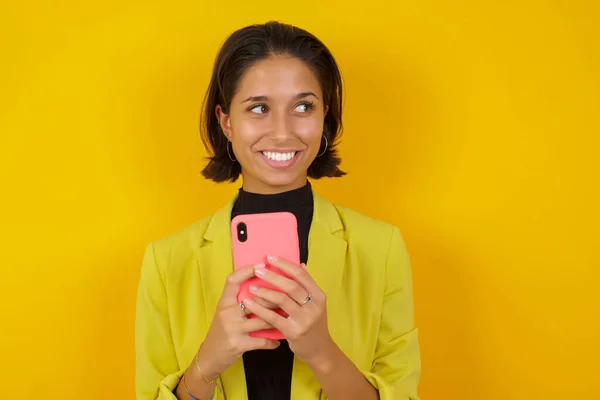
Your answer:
[293,119,323,147]
[231,119,265,146]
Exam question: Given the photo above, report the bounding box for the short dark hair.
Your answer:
[200,21,346,182]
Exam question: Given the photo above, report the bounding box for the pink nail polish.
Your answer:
[250,285,258,293]
[255,268,266,277]
[267,255,277,262]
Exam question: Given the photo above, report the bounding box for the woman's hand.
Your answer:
[196,264,280,378]
[241,255,336,367]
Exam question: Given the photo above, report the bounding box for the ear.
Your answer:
[323,105,329,129]
[215,105,232,140]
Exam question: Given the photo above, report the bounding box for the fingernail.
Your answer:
[244,298,253,306]
[254,263,265,269]
[249,285,258,293]
[267,255,277,263]
[255,267,266,277]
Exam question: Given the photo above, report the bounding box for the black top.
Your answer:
[230,181,314,400]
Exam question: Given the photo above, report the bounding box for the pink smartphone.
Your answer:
[230,211,300,340]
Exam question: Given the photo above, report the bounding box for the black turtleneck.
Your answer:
[230,181,314,400]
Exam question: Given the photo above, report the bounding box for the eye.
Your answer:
[249,104,268,114]
[294,102,314,113]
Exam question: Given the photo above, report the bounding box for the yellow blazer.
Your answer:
[135,191,421,400]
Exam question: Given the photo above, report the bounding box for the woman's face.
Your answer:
[217,55,326,194]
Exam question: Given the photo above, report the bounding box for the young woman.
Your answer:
[135,21,421,400]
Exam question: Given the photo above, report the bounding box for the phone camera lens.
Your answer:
[237,222,247,242]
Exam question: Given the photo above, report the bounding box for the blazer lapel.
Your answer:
[306,193,348,337]
[196,195,248,400]
[291,193,348,399]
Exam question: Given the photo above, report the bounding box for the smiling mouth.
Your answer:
[261,151,298,162]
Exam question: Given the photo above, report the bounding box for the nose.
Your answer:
[270,112,293,141]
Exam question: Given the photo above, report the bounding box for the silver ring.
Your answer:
[240,302,248,315]
[300,294,311,306]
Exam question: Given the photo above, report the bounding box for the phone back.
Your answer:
[230,211,300,340]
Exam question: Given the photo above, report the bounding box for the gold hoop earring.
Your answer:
[226,140,237,162]
[317,135,328,157]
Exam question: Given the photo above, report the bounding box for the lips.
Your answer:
[261,151,297,162]
[259,150,301,169]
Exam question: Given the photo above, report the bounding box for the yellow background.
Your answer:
[1,1,598,399]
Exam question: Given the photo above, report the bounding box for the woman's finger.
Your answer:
[243,298,289,332]
[220,264,261,307]
[241,336,281,352]
[240,317,274,333]
[254,263,310,305]
[250,285,302,317]
[266,256,320,298]
[251,296,279,309]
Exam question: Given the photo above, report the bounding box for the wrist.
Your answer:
[195,348,223,381]
[304,340,340,375]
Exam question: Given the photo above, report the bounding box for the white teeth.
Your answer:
[262,151,296,161]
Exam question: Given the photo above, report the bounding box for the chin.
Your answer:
[243,156,310,191]
[258,170,307,190]
[262,174,302,188]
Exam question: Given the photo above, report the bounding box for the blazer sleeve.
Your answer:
[361,227,421,400]
[135,243,184,400]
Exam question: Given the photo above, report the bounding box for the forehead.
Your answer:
[235,55,322,99]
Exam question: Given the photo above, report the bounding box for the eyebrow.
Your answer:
[242,92,319,103]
